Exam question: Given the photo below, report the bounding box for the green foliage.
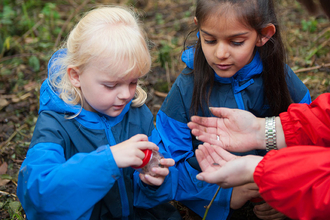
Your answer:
[29,56,40,72]
[0,5,15,26]
[154,80,170,93]
[155,13,165,25]
[0,0,64,57]
[301,18,318,33]
[1,200,24,220]
[157,40,174,68]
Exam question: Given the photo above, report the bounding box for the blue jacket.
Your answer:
[17,50,179,220]
[156,48,311,219]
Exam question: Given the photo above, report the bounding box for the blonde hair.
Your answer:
[49,6,151,114]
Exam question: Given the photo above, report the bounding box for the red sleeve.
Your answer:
[253,146,330,220]
[279,93,330,146]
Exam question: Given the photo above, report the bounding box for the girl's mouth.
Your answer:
[216,64,232,70]
[113,104,125,110]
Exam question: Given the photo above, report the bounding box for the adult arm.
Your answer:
[188,107,287,152]
[280,93,330,146]
[195,143,330,219]
[254,145,330,220]
[189,93,330,152]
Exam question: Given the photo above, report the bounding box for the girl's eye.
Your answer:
[131,81,138,85]
[104,84,116,89]
[232,41,244,46]
[204,39,216,44]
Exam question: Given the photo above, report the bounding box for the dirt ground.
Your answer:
[0,0,330,219]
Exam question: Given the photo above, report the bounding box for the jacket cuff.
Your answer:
[98,145,121,178]
[279,111,299,146]
[253,150,277,186]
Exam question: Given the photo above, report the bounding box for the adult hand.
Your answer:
[188,107,265,152]
[195,143,262,188]
[254,202,287,220]
[139,158,175,186]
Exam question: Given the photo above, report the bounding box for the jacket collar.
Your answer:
[214,51,263,84]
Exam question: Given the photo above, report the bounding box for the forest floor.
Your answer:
[0,0,330,219]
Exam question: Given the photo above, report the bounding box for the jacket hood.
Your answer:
[39,49,131,125]
[181,47,263,83]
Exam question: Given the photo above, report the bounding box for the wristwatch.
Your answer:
[265,116,277,151]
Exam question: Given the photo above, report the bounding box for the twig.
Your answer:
[154,90,168,98]
[21,18,44,39]
[165,62,171,92]
[202,186,221,220]
[0,190,17,197]
[53,0,91,49]
[294,63,330,74]
[0,124,28,149]
[0,53,35,62]
[305,38,330,60]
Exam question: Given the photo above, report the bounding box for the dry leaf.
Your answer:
[0,162,8,175]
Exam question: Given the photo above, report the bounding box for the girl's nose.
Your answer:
[117,85,131,100]
[215,42,230,60]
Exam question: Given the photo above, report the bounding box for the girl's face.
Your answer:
[73,58,138,117]
[199,10,261,78]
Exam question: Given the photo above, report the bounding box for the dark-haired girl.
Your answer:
[156,0,310,219]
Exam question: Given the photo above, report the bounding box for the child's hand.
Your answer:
[110,134,159,168]
[254,202,287,220]
[139,158,175,186]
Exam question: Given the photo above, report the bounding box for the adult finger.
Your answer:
[210,145,237,162]
[196,147,210,171]
[190,115,218,127]
[196,169,226,186]
[209,107,234,119]
[188,123,218,137]
[202,143,225,165]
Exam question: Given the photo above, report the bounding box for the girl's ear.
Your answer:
[194,17,198,25]
[67,66,81,88]
[256,23,276,47]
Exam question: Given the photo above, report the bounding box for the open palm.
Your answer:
[188,107,264,152]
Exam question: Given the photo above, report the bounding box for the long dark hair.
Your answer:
[297,0,330,18]
[188,0,292,116]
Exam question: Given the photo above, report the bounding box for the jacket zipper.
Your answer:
[101,116,130,219]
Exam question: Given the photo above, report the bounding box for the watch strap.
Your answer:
[265,116,277,151]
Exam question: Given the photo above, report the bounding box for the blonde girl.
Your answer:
[17,6,180,220]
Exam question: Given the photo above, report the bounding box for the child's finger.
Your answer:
[151,167,169,177]
[136,141,159,151]
[129,134,149,141]
[143,174,164,186]
[159,158,175,167]
[139,174,151,185]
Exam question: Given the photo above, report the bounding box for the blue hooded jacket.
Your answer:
[17,49,179,220]
[156,47,311,219]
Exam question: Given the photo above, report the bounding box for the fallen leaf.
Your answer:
[0,178,10,186]
[0,162,8,175]
[0,98,9,110]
